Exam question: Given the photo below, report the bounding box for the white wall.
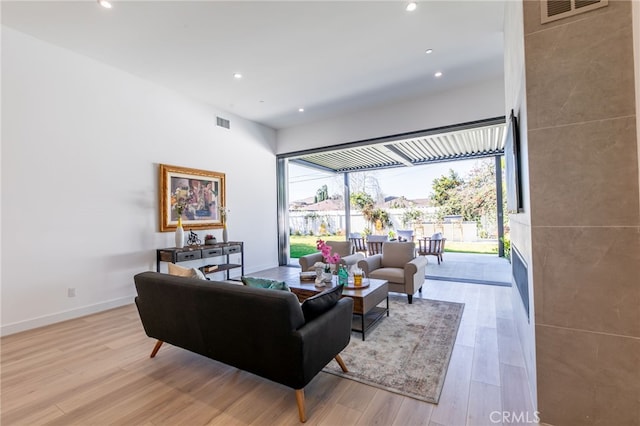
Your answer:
[276,76,505,154]
[1,27,279,335]
[503,0,537,410]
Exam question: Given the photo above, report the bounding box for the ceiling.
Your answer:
[291,119,506,172]
[1,0,506,130]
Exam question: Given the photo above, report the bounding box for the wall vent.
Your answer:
[541,0,607,23]
[216,116,230,129]
[511,245,530,321]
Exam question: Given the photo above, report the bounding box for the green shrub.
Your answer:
[501,236,511,261]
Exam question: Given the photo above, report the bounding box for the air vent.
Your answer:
[512,245,530,321]
[216,116,230,129]
[541,0,607,23]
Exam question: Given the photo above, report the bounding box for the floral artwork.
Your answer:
[170,178,219,221]
[159,164,226,231]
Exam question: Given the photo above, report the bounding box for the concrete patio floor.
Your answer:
[424,252,512,286]
[291,251,512,287]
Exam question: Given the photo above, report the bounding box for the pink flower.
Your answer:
[316,239,341,265]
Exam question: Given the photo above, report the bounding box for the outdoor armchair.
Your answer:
[396,229,415,242]
[358,241,427,304]
[348,234,367,255]
[417,234,446,264]
[366,235,388,255]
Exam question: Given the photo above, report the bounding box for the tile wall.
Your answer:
[523,0,640,424]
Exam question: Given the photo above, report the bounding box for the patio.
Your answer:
[290,251,512,287]
[425,252,511,286]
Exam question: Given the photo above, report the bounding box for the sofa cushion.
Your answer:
[241,276,290,291]
[301,284,344,322]
[168,263,207,280]
[368,267,405,284]
[323,240,355,257]
[381,242,416,268]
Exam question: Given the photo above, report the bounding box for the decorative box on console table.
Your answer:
[156,241,244,281]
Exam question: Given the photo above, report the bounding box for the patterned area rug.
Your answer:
[323,296,464,404]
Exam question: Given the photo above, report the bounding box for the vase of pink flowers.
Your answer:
[316,239,341,284]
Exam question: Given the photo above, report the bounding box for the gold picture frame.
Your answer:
[159,164,226,231]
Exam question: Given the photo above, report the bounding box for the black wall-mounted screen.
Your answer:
[505,109,523,213]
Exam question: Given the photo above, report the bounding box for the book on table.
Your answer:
[299,271,316,281]
[203,265,219,273]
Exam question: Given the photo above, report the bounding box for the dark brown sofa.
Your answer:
[133,271,353,422]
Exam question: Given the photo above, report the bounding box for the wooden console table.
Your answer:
[156,242,244,280]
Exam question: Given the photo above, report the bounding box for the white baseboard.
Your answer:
[1,296,134,337]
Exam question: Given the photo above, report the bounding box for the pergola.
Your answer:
[276,117,507,264]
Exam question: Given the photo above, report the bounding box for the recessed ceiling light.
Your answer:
[425,49,433,54]
[233,73,242,79]
[298,108,305,113]
[434,71,443,78]
[406,2,417,12]
[98,0,112,8]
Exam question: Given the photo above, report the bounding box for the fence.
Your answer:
[289,210,481,242]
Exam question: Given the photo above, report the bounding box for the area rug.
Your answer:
[323,296,464,404]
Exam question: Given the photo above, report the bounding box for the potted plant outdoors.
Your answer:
[204,234,217,245]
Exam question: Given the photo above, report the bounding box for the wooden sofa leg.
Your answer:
[295,389,306,423]
[150,340,164,358]
[418,286,423,294]
[407,294,413,304]
[335,354,348,372]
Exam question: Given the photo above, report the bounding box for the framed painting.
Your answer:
[159,164,226,231]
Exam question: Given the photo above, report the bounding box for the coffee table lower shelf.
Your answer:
[352,302,388,341]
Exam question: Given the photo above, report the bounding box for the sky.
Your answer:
[288,158,486,202]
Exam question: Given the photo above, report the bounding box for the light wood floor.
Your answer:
[1,279,535,425]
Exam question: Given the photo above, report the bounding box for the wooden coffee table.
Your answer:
[286,276,389,341]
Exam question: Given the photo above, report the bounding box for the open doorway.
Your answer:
[277,117,512,285]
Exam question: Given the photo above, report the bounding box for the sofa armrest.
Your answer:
[299,252,324,271]
[294,297,354,387]
[358,254,382,276]
[404,256,428,288]
[341,252,365,267]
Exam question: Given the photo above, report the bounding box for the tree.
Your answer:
[458,161,496,222]
[430,169,464,219]
[349,191,392,234]
[314,184,329,203]
[430,160,506,238]
[349,171,384,204]
[401,208,424,228]
[457,160,506,237]
[370,208,393,232]
[350,191,375,228]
